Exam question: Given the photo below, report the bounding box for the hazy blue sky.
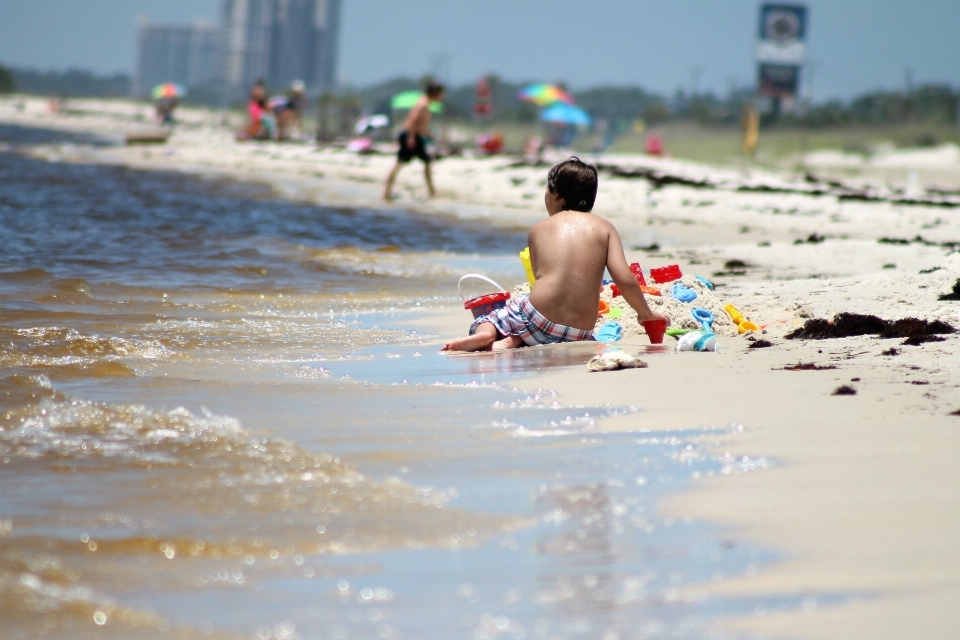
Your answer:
[1,0,958,101]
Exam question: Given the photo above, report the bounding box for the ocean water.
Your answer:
[0,126,792,640]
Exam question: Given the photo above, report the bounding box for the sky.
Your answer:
[0,0,958,101]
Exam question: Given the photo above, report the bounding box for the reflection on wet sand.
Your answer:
[447,341,672,375]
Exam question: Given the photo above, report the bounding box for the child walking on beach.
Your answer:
[383,83,445,201]
[443,157,668,352]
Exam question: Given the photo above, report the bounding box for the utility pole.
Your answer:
[689,67,703,98]
[904,67,914,123]
[799,60,815,171]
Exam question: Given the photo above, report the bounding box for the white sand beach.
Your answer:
[4,96,960,639]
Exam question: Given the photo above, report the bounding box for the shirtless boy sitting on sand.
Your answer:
[442,157,668,352]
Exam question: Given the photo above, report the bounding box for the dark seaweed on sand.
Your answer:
[832,385,857,396]
[786,312,955,345]
[880,347,900,356]
[793,233,825,245]
[779,362,838,371]
[950,409,960,417]
[901,335,947,346]
[748,339,774,349]
[939,278,960,301]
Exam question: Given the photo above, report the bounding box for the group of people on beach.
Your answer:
[245,79,307,141]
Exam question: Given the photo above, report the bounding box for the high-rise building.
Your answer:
[134,19,219,96]
[221,0,341,97]
[220,0,274,94]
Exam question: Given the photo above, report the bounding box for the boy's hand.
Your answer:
[637,310,670,325]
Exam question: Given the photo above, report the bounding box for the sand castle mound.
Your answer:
[513,275,739,338]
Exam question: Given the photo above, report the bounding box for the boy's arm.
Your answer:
[605,225,666,323]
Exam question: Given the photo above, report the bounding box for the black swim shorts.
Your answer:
[397,131,430,163]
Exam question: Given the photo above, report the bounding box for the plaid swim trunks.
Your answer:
[469,296,595,346]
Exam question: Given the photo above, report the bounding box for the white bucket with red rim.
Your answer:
[459,274,511,319]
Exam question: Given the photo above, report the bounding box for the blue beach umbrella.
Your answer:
[540,103,592,126]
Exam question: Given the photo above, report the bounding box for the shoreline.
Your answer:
[4,96,960,639]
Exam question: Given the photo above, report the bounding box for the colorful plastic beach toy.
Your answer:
[650,264,682,284]
[629,262,647,286]
[738,321,760,334]
[607,307,623,319]
[694,275,715,290]
[641,318,667,344]
[694,332,719,351]
[598,300,611,316]
[519,247,536,287]
[594,321,623,343]
[675,330,718,352]
[459,274,510,319]
[611,284,661,297]
[691,308,714,332]
[723,304,745,325]
[672,282,697,303]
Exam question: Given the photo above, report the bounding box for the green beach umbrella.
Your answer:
[390,90,444,113]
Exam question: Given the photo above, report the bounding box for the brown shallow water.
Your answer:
[0,128,821,640]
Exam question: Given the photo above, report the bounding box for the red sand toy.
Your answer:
[629,263,647,286]
[459,274,511,319]
[642,318,667,344]
[650,265,682,284]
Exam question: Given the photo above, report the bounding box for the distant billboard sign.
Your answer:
[756,3,807,99]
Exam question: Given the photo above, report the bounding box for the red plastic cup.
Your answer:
[642,318,667,344]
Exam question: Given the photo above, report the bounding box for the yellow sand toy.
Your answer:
[519,247,536,287]
[724,303,759,334]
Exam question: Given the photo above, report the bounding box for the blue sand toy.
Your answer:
[694,275,715,290]
[694,332,718,351]
[594,321,623,342]
[691,308,714,332]
[672,282,697,302]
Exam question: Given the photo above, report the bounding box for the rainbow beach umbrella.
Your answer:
[151,83,186,100]
[517,83,574,107]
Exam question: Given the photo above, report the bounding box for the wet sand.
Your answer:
[3,96,960,638]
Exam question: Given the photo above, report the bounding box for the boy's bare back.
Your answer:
[527,211,613,330]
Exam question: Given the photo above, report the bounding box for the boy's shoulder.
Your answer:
[534,210,611,230]
[533,210,612,229]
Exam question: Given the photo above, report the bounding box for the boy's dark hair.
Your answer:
[425,82,445,98]
[547,157,598,212]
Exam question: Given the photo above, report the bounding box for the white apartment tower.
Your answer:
[221,0,341,95]
[135,19,219,95]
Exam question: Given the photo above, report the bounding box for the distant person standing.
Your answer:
[383,83,445,201]
[155,97,178,125]
[741,103,760,157]
[275,79,307,139]
[246,79,277,140]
